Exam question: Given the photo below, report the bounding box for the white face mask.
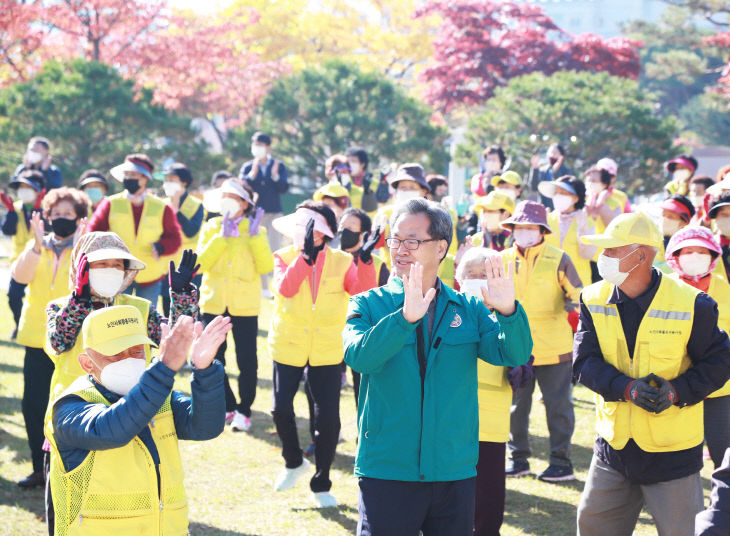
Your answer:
[496,187,517,201]
[460,279,487,300]
[395,189,421,203]
[293,224,307,249]
[673,169,691,182]
[661,217,682,237]
[689,194,703,208]
[17,187,37,204]
[251,144,268,159]
[26,150,43,164]
[220,198,242,218]
[339,173,352,187]
[586,181,604,195]
[89,267,125,298]
[350,162,362,175]
[552,194,575,213]
[597,248,640,286]
[162,182,183,197]
[716,217,730,235]
[513,228,541,249]
[90,356,146,396]
[485,160,501,172]
[482,212,502,232]
[678,252,712,277]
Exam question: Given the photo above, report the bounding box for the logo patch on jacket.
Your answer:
[450,313,462,328]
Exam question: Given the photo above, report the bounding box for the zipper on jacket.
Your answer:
[415,323,426,478]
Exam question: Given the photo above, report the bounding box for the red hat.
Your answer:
[661,198,693,223]
[500,200,552,233]
[665,226,721,280]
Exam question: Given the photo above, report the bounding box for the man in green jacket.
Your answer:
[343,198,532,536]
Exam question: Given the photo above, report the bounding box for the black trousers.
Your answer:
[272,361,341,492]
[7,277,26,327]
[357,476,476,536]
[203,312,258,417]
[44,451,54,535]
[475,441,506,536]
[23,346,54,473]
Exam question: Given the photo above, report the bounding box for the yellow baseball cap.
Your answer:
[313,182,350,201]
[581,212,663,249]
[82,306,156,356]
[490,170,522,188]
[474,191,515,215]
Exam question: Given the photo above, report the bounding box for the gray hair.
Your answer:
[390,198,453,253]
[454,246,497,283]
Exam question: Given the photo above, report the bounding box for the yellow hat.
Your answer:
[313,182,350,201]
[581,212,663,249]
[490,170,522,188]
[82,305,156,356]
[474,191,515,215]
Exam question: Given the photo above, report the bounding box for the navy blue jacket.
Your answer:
[239,158,288,213]
[696,448,730,535]
[13,163,63,190]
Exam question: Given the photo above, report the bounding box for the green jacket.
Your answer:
[343,276,532,482]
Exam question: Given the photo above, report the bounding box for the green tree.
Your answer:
[228,60,449,182]
[0,59,226,187]
[457,70,680,194]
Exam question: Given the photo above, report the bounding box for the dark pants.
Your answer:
[44,451,54,535]
[357,476,476,536]
[160,273,202,317]
[202,312,258,417]
[23,347,54,473]
[7,277,26,327]
[475,441,506,536]
[272,361,341,492]
[351,367,361,408]
[705,395,730,468]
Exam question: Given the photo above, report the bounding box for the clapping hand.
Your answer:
[30,211,44,250]
[159,316,196,372]
[191,315,232,369]
[402,262,436,324]
[480,254,516,316]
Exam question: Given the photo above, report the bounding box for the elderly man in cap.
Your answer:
[574,212,730,536]
[344,198,532,535]
[48,306,231,535]
[87,153,182,306]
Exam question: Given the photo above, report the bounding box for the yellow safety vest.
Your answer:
[49,377,187,536]
[545,211,592,289]
[196,217,273,316]
[438,254,456,289]
[501,243,573,365]
[43,294,151,441]
[268,246,353,367]
[592,194,623,236]
[16,245,72,348]
[610,188,629,212]
[108,193,170,284]
[582,276,703,452]
[10,200,32,261]
[349,184,364,211]
[477,362,511,443]
[162,194,203,255]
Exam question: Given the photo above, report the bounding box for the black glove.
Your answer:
[624,375,659,413]
[649,374,678,413]
[507,355,535,390]
[169,249,200,292]
[359,227,381,264]
[302,219,318,265]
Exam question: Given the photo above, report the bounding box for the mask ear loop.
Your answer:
[620,246,642,276]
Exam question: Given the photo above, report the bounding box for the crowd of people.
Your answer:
[2,133,730,536]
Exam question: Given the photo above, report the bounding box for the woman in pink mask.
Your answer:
[666,226,730,468]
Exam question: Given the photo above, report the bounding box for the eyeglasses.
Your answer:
[385,237,439,250]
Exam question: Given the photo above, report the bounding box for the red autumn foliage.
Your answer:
[704,31,730,100]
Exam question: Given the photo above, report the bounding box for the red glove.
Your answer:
[74,254,91,301]
[568,309,579,333]
[0,192,15,212]
[33,189,46,211]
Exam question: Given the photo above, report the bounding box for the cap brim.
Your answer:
[85,248,146,271]
[709,201,730,219]
[580,234,631,247]
[79,177,108,188]
[537,182,557,198]
[89,332,157,356]
[666,237,721,257]
[9,178,42,191]
[110,162,152,182]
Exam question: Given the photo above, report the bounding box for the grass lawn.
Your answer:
[0,252,716,535]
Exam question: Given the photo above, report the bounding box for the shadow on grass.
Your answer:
[0,474,45,518]
[0,339,23,351]
[526,432,595,473]
[504,486,579,534]
[0,425,31,464]
[0,394,21,415]
[188,521,261,535]
[0,361,23,374]
[292,504,358,533]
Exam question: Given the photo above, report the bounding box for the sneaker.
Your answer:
[303,442,315,458]
[312,491,338,508]
[18,471,44,489]
[225,411,235,425]
[230,411,251,432]
[538,464,575,483]
[505,460,531,478]
[274,458,311,491]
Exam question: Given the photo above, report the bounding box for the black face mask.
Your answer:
[432,194,445,203]
[123,178,140,194]
[338,228,361,250]
[51,217,77,238]
[548,157,559,166]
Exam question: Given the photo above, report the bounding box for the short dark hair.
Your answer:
[690,175,714,191]
[341,207,372,234]
[296,200,338,241]
[668,194,696,219]
[345,147,369,169]
[586,166,612,187]
[125,153,154,174]
[556,175,586,210]
[42,186,89,220]
[481,145,506,168]
[390,198,453,257]
[29,136,50,150]
[16,169,45,190]
[709,191,730,218]
[252,131,272,145]
[211,170,232,186]
[166,162,193,187]
[426,174,448,192]
[550,143,566,156]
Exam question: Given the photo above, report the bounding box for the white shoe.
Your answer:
[273,458,311,491]
[312,491,338,508]
[230,411,251,432]
[261,288,273,299]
